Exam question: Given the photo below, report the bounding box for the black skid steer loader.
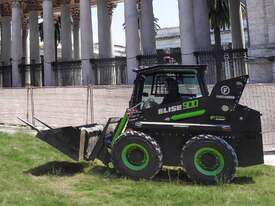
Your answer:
[20,65,264,184]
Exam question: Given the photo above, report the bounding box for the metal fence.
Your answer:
[194,49,248,84]
[52,60,82,86]
[19,62,44,87]
[91,57,127,85]
[137,51,182,67]
[0,85,274,151]
[0,49,249,87]
[51,58,127,86]
[0,65,12,87]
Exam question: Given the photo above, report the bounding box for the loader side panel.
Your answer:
[230,106,264,167]
[131,96,263,167]
[210,75,248,103]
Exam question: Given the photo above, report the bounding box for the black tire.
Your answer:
[111,131,163,180]
[181,135,238,184]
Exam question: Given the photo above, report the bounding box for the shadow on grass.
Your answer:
[231,176,255,185]
[88,165,191,183]
[25,161,89,176]
[88,165,255,185]
[26,162,255,185]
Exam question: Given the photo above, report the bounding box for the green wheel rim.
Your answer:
[194,147,225,176]
[121,144,150,171]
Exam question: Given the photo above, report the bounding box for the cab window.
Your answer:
[141,72,202,109]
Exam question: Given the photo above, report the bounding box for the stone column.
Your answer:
[72,7,80,60]
[97,0,114,58]
[246,0,275,83]
[43,0,56,86]
[29,7,40,63]
[229,0,245,49]
[1,15,11,65]
[124,0,140,84]
[11,0,23,87]
[80,0,94,85]
[29,2,42,86]
[61,0,73,61]
[22,17,28,62]
[193,0,211,50]
[178,0,196,64]
[140,0,156,55]
[1,4,12,87]
[22,17,29,85]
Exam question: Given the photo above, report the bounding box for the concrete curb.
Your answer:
[264,155,275,166]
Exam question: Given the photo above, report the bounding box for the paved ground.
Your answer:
[0,124,36,135]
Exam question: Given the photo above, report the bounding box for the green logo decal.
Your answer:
[182,100,199,110]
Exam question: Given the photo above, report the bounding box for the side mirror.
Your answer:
[142,92,149,97]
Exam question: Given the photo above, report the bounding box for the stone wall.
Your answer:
[247,0,275,83]
[0,85,274,151]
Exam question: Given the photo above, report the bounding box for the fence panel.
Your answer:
[0,88,27,124]
[19,63,44,87]
[240,84,275,152]
[194,49,248,84]
[0,85,274,151]
[93,86,132,124]
[137,52,182,67]
[32,87,89,127]
[91,57,127,85]
[52,61,82,86]
[0,65,12,87]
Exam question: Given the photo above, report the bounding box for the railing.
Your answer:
[194,49,248,84]
[52,60,82,86]
[91,57,127,85]
[19,62,44,87]
[0,49,249,87]
[137,51,182,67]
[0,65,12,87]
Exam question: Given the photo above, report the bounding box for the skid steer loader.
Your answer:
[20,65,264,184]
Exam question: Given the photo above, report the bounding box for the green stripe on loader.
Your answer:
[171,109,206,121]
[112,113,128,145]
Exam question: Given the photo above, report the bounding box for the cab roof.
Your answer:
[135,64,207,75]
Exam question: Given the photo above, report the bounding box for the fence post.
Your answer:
[90,85,94,123]
[31,87,35,126]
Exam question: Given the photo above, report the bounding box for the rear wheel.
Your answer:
[181,135,237,184]
[111,131,163,180]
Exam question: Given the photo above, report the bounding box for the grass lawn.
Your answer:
[0,132,275,206]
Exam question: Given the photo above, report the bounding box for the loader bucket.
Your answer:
[17,117,103,161]
[36,124,105,161]
[37,126,83,161]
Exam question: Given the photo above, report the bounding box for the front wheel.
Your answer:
[111,131,163,180]
[181,135,238,184]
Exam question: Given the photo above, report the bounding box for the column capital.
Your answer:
[60,0,71,5]
[53,14,60,24]
[27,0,41,11]
[22,15,28,30]
[11,0,22,8]
[1,3,12,16]
[71,6,80,23]
[107,1,117,16]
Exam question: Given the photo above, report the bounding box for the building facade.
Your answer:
[0,0,274,87]
[156,25,249,51]
[246,0,275,83]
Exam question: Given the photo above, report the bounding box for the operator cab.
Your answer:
[130,65,209,109]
